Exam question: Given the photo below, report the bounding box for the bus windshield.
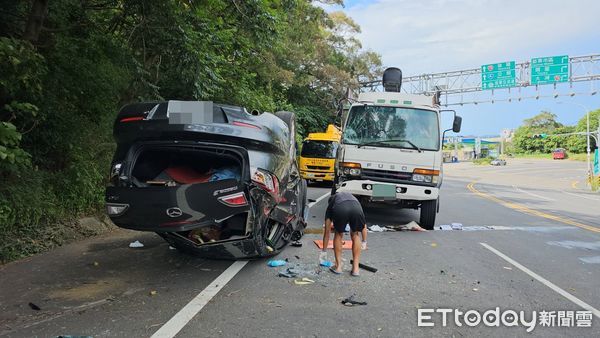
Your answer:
[342,105,440,151]
[301,140,339,159]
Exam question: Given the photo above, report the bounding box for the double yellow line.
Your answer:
[467,181,600,233]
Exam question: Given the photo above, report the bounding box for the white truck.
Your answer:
[333,68,461,229]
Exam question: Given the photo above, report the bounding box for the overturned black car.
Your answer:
[105,101,308,259]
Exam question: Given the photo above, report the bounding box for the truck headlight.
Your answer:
[412,174,426,182]
[412,168,439,184]
[340,162,361,176]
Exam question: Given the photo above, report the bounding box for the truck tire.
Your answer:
[419,199,437,230]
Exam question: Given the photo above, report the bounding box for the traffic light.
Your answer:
[532,133,547,139]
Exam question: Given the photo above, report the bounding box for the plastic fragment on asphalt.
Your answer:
[278,268,299,278]
[503,266,513,270]
[320,260,334,267]
[472,288,479,292]
[129,240,144,248]
[430,243,437,247]
[149,290,158,296]
[267,260,287,267]
[438,224,453,231]
[28,302,41,311]
[452,223,463,230]
[291,241,302,247]
[168,246,176,250]
[294,277,315,285]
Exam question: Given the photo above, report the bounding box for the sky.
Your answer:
[324,0,600,135]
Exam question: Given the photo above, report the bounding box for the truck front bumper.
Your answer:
[301,171,334,181]
[337,179,439,201]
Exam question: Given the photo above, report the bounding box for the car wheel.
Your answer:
[419,199,437,230]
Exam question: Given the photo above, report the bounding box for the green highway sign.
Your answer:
[530,55,569,85]
[481,61,516,90]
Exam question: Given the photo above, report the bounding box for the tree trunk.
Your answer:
[23,0,49,43]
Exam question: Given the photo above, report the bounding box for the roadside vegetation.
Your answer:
[0,0,382,263]
[510,110,599,156]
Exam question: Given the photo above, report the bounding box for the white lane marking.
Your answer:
[512,185,555,201]
[480,243,600,319]
[564,191,600,202]
[151,261,248,338]
[308,191,331,208]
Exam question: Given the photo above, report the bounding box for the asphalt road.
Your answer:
[1,159,599,337]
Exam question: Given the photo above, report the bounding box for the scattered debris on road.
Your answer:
[341,295,367,306]
[320,260,334,267]
[28,302,41,311]
[350,260,377,273]
[149,290,158,296]
[128,240,144,248]
[503,266,513,270]
[267,260,287,267]
[294,277,315,285]
[291,241,303,247]
[278,268,299,278]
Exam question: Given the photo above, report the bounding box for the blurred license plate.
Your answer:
[372,184,396,200]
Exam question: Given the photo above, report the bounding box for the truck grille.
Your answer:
[362,168,412,183]
[306,165,330,171]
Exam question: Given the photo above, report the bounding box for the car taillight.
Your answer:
[252,168,280,196]
[120,116,145,123]
[232,121,261,130]
[218,192,249,207]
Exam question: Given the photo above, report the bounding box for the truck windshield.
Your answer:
[342,105,440,151]
[301,140,339,158]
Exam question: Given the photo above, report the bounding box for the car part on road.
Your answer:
[341,295,367,306]
[106,101,307,259]
[350,260,378,273]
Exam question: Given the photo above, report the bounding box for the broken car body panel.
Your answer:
[106,101,307,259]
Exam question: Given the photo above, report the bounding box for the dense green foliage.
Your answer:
[0,0,381,262]
[511,110,599,154]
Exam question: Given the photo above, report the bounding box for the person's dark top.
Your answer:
[325,192,359,220]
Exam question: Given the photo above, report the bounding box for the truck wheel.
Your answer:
[419,199,437,230]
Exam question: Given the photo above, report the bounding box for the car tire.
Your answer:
[275,110,296,137]
[420,199,437,230]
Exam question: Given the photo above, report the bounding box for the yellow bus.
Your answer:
[299,124,341,183]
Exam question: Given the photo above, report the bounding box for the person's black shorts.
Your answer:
[329,200,366,233]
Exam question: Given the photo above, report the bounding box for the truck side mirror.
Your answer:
[453,116,462,133]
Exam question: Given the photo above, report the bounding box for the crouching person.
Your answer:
[321,192,366,276]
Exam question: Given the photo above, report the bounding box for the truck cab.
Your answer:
[299,124,341,183]
[333,68,461,229]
